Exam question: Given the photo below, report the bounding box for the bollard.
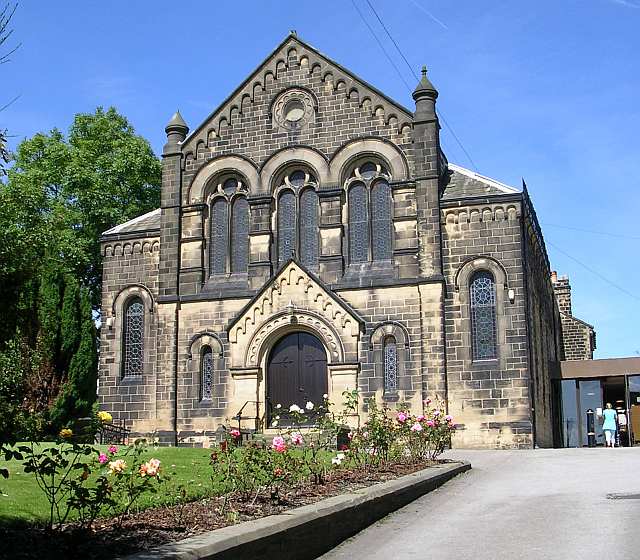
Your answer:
[586,408,596,447]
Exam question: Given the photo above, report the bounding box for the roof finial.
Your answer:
[290,29,297,36]
[421,65,427,77]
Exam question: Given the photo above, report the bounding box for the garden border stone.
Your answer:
[122,461,470,560]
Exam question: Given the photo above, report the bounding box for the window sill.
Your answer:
[382,392,400,402]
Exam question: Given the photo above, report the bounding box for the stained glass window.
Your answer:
[371,180,392,261]
[278,190,297,264]
[289,170,306,187]
[383,336,398,392]
[470,271,498,360]
[348,183,369,263]
[231,197,249,273]
[299,189,319,268]
[123,298,144,377]
[223,178,237,195]
[360,162,377,179]
[201,346,213,401]
[210,198,228,275]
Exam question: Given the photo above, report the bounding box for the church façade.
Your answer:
[98,34,576,449]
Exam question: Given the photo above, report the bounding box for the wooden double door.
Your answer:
[266,332,328,424]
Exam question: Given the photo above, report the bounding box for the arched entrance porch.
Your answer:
[266,331,328,424]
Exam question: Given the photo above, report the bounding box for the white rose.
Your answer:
[271,420,279,427]
[275,404,282,409]
[336,452,345,460]
[305,401,314,411]
[323,393,328,399]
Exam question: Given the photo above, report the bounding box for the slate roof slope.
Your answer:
[442,163,520,200]
[101,208,160,237]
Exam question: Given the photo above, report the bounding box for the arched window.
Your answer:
[300,188,319,268]
[210,197,228,275]
[201,345,213,401]
[348,183,369,263]
[371,180,392,261]
[122,297,144,377]
[347,160,392,264]
[208,175,249,277]
[278,190,297,265]
[274,169,319,267]
[231,196,249,273]
[470,271,498,360]
[383,335,398,393]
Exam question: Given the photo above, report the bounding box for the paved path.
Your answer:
[320,448,640,560]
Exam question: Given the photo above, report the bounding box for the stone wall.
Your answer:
[521,199,562,448]
[442,201,533,448]
[98,235,161,434]
[552,275,595,360]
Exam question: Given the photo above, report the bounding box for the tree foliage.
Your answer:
[0,107,161,440]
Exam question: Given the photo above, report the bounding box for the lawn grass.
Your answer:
[0,443,215,523]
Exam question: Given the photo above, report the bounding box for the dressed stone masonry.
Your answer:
[99,34,588,448]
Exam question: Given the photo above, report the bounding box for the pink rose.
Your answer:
[98,453,108,464]
[426,420,435,427]
[291,432,303,445]
[108,445,118,454]
[410,422,423,432]
[416,415,425,422]
[272,436,287,453]
[230,429,241,438]
[424,398,432,405]
[397,412,408,423]
[445,414,453,422]
[433,410,441,417]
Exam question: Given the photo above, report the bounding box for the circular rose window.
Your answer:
[273,89,314,130]
[284,99,305,122]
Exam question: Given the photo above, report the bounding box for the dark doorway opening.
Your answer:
[603,376,629,446]
[266,332,328,425]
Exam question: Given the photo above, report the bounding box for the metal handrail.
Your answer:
[234,400,261,433]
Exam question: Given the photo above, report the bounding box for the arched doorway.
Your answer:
[266,332,328,424]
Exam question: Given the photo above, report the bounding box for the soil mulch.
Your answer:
[0,461,447,560]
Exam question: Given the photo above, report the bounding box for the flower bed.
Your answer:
[0,393,457,560]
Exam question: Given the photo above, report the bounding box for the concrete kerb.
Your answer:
[122,461,471,560]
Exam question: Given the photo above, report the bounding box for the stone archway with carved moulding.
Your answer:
[187,154,260,204]
[329,137,409,184]
[227,260,364,368]
[245,309,345,369]
[259,146,330,194]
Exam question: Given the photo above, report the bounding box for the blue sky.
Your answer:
[2,0,639,358]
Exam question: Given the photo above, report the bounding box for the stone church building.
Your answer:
[98,34,584,449]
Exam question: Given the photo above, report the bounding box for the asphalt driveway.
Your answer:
[320,448,640,560]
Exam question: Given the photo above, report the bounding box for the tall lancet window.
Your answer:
[231,196,249,273]
[470,271,498,360]
[208,176,249,277]
[122,297,144,377]
[278,190,297,265]
[383,335,398,393]
[348,183,369,263]
[347,160,392,264]
[201,346,213,401]
[300,188,319,268]
[210,197,228,275]
[371,180,392,261]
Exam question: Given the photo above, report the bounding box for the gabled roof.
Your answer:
[442,163,520,200]
[227,257,365,333]
[182,33,415,150]
[102,208,160,237]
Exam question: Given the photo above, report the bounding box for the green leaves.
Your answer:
[0,106,160,440]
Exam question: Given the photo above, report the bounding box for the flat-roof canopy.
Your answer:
[561,357,640,379]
